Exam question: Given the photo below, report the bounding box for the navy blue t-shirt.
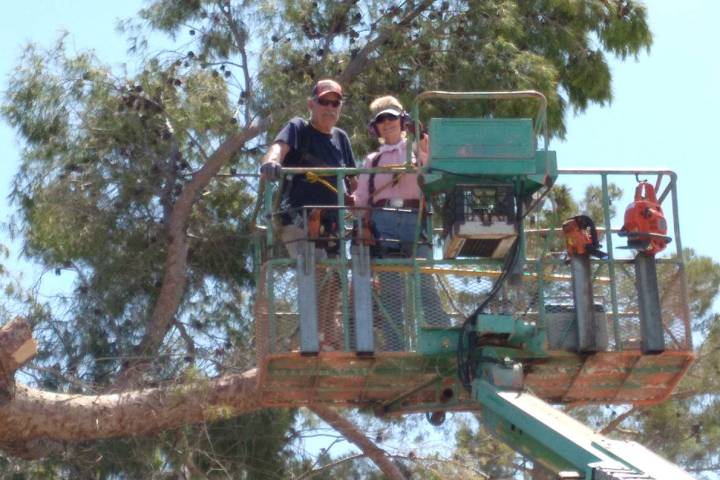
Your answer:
[275,117,355,214]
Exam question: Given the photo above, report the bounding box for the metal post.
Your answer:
[634,252,665,354]
[263,179,275,248]
[267,262,276,354]
[351,244,374,354]
[514,218,526,279]
[570,255,597,352]
[336,174,351,350]
[413,263,424,331]
[669,174,692,348]
[297,241,319,354]
[669,173,683,257]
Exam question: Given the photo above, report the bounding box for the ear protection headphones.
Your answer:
[367,111,412,138]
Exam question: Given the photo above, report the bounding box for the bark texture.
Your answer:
[0,369,260,450]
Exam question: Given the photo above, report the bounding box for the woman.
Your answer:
[354,96,449,351]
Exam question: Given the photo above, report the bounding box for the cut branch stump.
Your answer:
[0,317,37,402]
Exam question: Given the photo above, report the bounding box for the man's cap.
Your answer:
[312,79,343,99]
[370,96,403,122]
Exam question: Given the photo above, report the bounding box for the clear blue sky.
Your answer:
[553,1,720,265]
[1,0,719,272]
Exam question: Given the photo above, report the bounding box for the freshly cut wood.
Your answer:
[0,317,37,379]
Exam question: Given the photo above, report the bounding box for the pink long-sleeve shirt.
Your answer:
[353,139,427,208]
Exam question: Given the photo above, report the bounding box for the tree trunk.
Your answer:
[116,124,264,386]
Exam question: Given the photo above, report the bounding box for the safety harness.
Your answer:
[280,120,351,248]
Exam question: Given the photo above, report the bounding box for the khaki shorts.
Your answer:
[280,224,330,259]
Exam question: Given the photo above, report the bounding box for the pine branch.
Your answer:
[294,453,365,480]
[387,453,491,478]
[116,121,265,387]
[0,368,261,452]
[599,405,644,435]
[218,1,254,125]
[339,0,433,83]
[311,406,407,480]
[174,319,196,361]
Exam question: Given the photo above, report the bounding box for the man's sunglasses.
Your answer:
[316,97,342,108]
[375,113,400,123]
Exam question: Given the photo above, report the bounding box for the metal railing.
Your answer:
[253,165,691,358]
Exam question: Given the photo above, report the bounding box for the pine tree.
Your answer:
[4,1,705,478]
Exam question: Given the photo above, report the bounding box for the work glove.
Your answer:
[260,160,283,181]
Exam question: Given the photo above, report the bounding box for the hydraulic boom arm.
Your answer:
[474,379,695,480]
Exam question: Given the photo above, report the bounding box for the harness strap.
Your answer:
[367,151,413,205]
[280,119,349,222]
[367,152,384,200]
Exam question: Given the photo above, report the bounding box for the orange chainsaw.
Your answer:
[562,215,606,258]
[619,181,671,256]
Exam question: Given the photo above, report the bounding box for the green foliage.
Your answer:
[451,416,518,479]
[130,0,653,148]
[581,183,623,222]
[0,411,295,478]
[178,409,296,478]
[547,183,578,222]
[2,33,257,386]
[684,250,720,326]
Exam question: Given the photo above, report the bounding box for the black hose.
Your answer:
[457,183,525,392]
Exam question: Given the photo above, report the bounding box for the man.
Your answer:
[260,79,355,256]
[259,79,355,351]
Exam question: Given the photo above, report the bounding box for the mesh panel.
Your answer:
[255,261,353,359]
[428,265,517,318]
[316,264,348,351]
[256,262,461,357]
[255,263,299,361]
[256,256,691,362]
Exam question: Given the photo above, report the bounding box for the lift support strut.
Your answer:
[474,379,695,480]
